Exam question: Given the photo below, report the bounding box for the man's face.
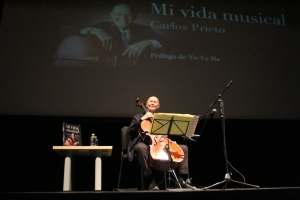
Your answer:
[111,4,136,30]
[146,96,160,113]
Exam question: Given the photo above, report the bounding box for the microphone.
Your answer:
[210,109,217,119]
[205,109,217,117]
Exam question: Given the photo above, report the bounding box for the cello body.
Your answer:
[53,35,136,67]
[148,134,184,171]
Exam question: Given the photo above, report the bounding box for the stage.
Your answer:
[1,115,300,199]
[2,187,300,200]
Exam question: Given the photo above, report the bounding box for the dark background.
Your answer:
[0,0,299,192]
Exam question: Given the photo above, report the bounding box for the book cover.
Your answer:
[62,122,82,146]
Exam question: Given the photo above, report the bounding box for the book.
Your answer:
[62,122,82,146]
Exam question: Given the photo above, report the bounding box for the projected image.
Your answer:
[52,1,289,69]
[1,0,299,119]
[54,3,168,68]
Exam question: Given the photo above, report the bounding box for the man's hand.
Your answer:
[80,27,115,51]
[122,40,152,59]
[141,112,154,121]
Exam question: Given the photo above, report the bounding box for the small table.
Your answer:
[53,146,113,191]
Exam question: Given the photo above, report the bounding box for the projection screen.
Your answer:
[0,0,299,119]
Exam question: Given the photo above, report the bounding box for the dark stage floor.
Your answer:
[2,187,300,200]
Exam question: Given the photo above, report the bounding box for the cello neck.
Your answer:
[135,98,154,123]
[142,104,153,123]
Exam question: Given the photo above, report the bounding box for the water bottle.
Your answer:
[90,133,96,146]
[95,136,98,146]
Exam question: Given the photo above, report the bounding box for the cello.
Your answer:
[135,98,184,171]
[53,35,136,68]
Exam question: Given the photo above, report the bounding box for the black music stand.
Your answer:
[203,80,259,190]
[150,113,199,189]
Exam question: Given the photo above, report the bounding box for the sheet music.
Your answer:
[150,113,199,136]
[185,114,199,137]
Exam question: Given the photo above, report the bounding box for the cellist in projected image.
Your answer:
[127,96,193,190]
[80,3,164,60]
[54,3,167,67]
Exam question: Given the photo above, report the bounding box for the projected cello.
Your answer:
[53,35,136,68]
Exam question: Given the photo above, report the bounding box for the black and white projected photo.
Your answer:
[1,0,299,119]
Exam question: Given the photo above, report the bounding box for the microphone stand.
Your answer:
[203,80,259,190]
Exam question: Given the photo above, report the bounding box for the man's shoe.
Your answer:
[174,177,195,189]
[148,180,159,191]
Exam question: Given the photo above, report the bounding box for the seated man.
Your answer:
[127,96,193,190]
